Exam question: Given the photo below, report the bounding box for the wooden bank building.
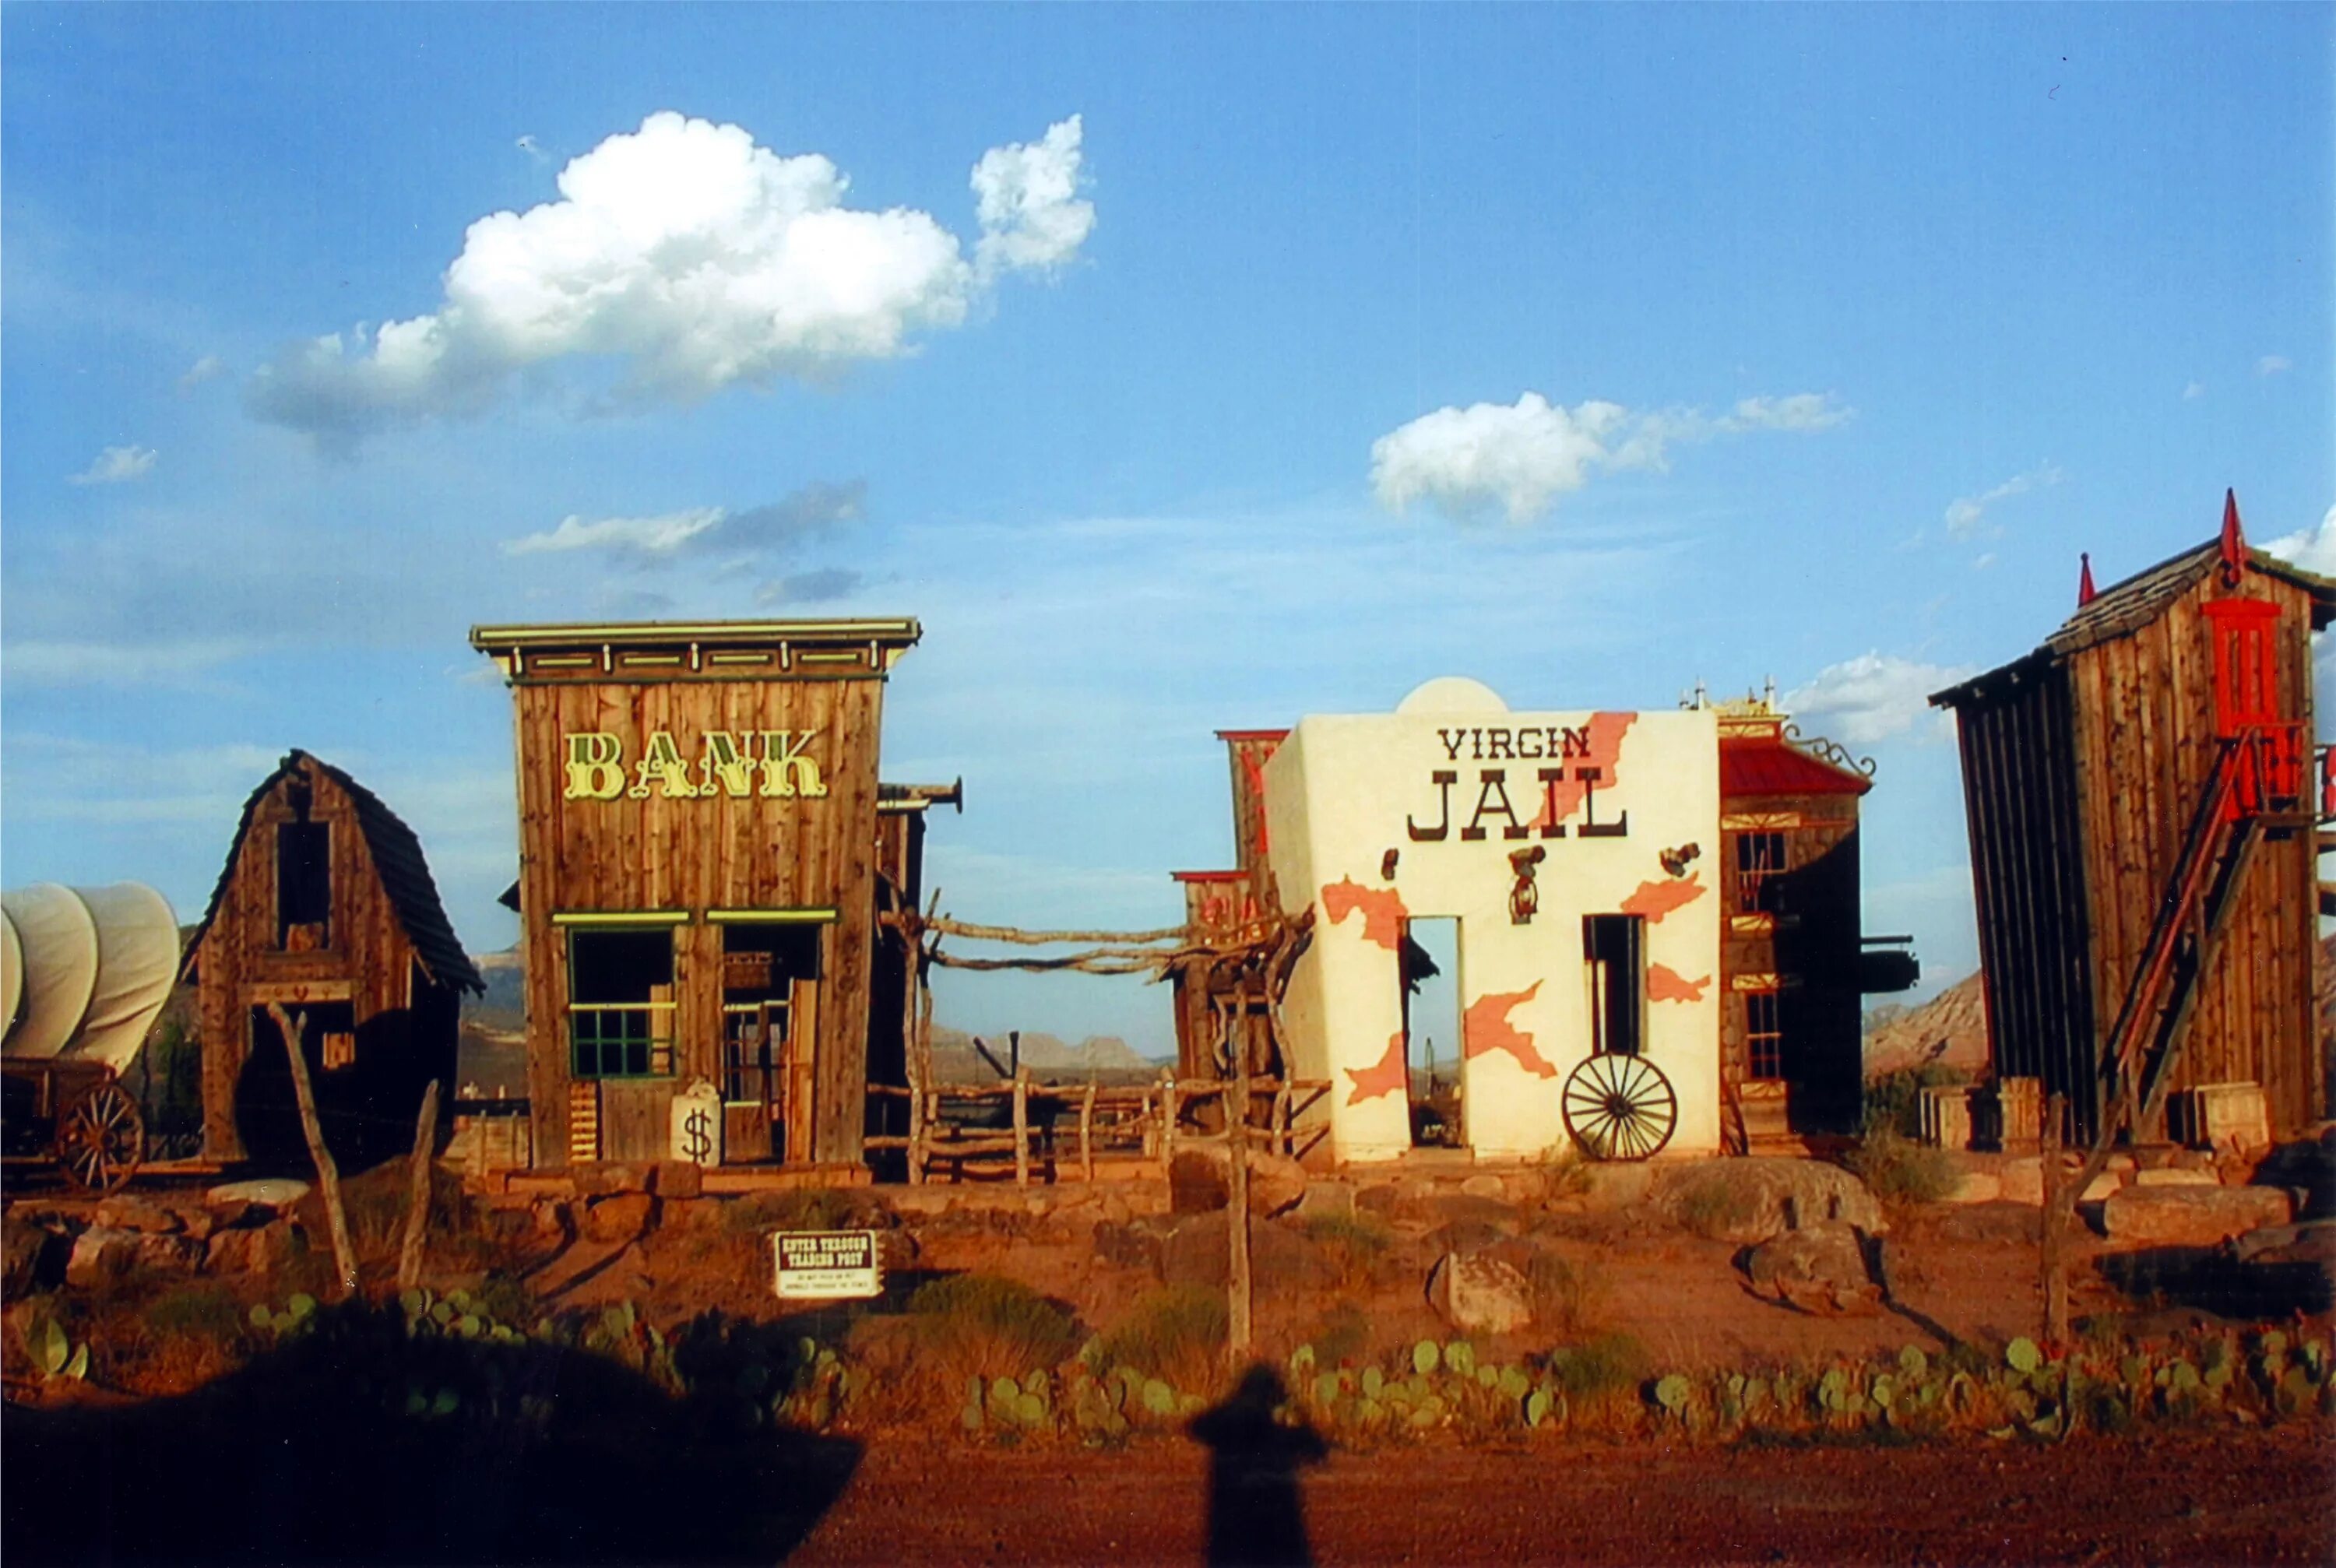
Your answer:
[470,620,949,1175]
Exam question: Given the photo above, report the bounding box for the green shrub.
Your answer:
[1307,1300,1371,1367]
[1545,1331,1649,1402]
[1844,1127,1958,1205]
[148,1285,252,1342]
[1300,1211,1393,1289]
[1518,1249,1603,1337]
[721,1186,865,1236]
[1862,1064,1971,1139]
[904,1272,1078,1384]
[1093,1286,1228,1392]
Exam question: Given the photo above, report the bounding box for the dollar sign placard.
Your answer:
[681,1107,713,1164]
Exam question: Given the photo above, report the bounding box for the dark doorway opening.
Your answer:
[1401,917,1464,1148]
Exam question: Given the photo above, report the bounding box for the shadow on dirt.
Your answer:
[1188,1365,1328,1568]
[2,1306,858,1566]
[2095,1240,2334,1321]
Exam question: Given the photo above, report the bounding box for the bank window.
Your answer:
[1735,832,1787,914]
[1746,990,1785,1081]
[1582,914,1645,1057]
[721,924,822,1107]
[276,822,332,950]
[567,927,677,1078]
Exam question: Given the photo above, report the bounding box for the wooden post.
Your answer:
[396,1079,442,1293]
[1160,1070,1179,1172]
[266,1002,357,1299]
[1224,1000,1254,1366]
[2040,1092,2069,1348]
[1012,1067,1031,1187]
[1272,1079,1293,1158]
[904,937,927,1187]
[1080,1081,1096,1183]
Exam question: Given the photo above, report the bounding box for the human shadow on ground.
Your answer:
[1187,1365,1328,1568]
[2,1304,859,1566]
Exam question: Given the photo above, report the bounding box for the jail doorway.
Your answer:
[1400,917,1465,1148]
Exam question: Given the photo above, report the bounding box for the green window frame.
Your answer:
[562,920,681,1079]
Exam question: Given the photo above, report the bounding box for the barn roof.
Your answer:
[1932,508,2336,712]
[185,751,485,994]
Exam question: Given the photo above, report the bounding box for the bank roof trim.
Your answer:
[469,617,922,651]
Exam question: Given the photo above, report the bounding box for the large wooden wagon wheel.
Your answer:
[57,1080,145,1194]
[1562,1053,1677,1162]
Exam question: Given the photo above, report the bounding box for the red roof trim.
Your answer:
[1720,734,1872,797]
[1214,729,1290,743]
[1172,870,1247,884]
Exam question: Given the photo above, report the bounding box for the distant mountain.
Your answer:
[930,1025,1157,1083]
[1862,971,1988,1080]
[464,946,526,1032]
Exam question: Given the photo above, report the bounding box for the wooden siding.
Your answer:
[1951,659,2099,1131]
[511,674,888,1167]
[192,763,433,1162]
[2064,568,2320,1138]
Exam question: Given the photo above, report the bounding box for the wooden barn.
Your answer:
[1932,494,2334,1147]
[182,751,484,1170]
[469,619,947,1175]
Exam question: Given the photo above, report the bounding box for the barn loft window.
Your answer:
[1582,913,1646,1057]
[275,821,332,950]
[1734,831,1787,914]
[1745,989,1785,1081]
[719,923,823,1109]
[565,926,677,1078]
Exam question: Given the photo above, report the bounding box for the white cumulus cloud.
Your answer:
[1370,389,1849,522]
[68,445,158,485]
[2257,354,2292,376]
[1944,462,2063,539]
[2263,501,2336,578]
[505,507,727,559]
[502,479,866,570]
[248,111,1092,443]
[1784,652,1977,746]
[177,355,226,393]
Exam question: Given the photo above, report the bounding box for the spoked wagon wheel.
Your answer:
[58,1081,145,1193]
[1562,1053,1677,1162]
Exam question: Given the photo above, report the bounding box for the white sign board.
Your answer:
[772,1229,884,1300]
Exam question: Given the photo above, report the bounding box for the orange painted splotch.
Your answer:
[1529,712,1638,831]
[1620,871,1706,923]
[1462,982,1558,1079]
[1346,1031,1409,1105]
[1646,964,1710,1004]
[1321,877,1409,951]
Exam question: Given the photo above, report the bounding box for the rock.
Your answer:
[64,1227,142,1289]
[1741,1222,1884,1316]
[2133,1168,2221,1188]
[1169,1151,1229,1215]
[1158,1211,1308,1290]
[572,1162,653,1197]
[1293,1181,1355,1219]
[533,1200,572,1237]
[1650,1158,1884,1244]
[1460,1174,1506,1200]
[1578,1162,1656,1211]
[1939,1170,2002,1204]
[2101,1185,2292,1247]
[1425,1251,1535,1336]
[206,1178,310,1211]
[93,1194,182,1234]
[1429,1193,1525,1232]
[1167,1146,1307,1218]
[581,1192,657,1244]
[132,1232,205,1274]
[653,1160,702,1201]
[206,1223,301,1277]
[1093,1219,1165,1272]
[202,1200,260,1233]
[1353,1184,1399,1217]
[2079,1172,2124,1203]
[3,1215,65,1296]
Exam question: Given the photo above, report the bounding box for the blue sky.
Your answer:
[5,5,2331,1053]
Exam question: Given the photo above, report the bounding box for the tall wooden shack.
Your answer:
[469,619,939,1173]
[1170,730,1287,1082]
[1932,495,2334,1144]
[182,751,484,1169]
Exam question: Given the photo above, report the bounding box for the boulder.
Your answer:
[1939,1170,2002,1205]
[205,1222,301,1277]
[93,1194,183,1235]
[64,1227,142,1289]
[1741,1222,1884,1316]
[1158,1211,1308,1290]
[2101,1184,2292,1247]
[580,1192,657,1244]
[2132,1168,2221,1189]
[206,1178,310,1211]
[1424,1251,1535,1336]
[1459,1174,1506,1200]
[1092,1219,1166,1273]
[1650,1158,1884,1244]
[1998,1157,2045,1206]
[571,1162,653,1198]
[653,1160,703,1201]
[132,1232,205,1274]
[1167,1146,1307,1218]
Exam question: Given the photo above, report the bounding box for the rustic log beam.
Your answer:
[1080,1081,1096,1183]
[2040,1092,2070,1348]
[265,1002,357,1299]
[396,1079,442,1293]
[1012,1067,1031,1188]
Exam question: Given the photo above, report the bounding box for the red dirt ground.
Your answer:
[792,1429,2336,1567]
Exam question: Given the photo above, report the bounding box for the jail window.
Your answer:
[1734,831,1787,914]
[276,821,332,949]
[1582,914,1646,1057]
[1746,990,1785,1081]
[721,924,821,1107]
[567,927,677,1078]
